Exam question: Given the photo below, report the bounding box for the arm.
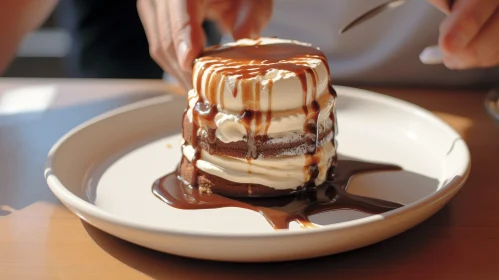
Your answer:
[0,0,59,74]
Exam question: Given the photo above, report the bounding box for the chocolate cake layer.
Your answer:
[182,113,335,159]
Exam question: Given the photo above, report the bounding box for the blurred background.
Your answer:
[3,0,497,89]
[2,0,221,81]
[3,6,69,78]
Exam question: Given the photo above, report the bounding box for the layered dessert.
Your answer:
[179,37,337,197]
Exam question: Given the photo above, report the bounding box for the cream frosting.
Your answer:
[192,37,331,112]
[186,89,336,143]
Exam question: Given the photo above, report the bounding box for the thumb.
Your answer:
[232,0,273,40]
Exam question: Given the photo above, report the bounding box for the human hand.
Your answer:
[137,0,273,89]
[427,0,499,69]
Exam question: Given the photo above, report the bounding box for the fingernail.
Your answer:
[448,32,468,50]
[176,41,190,69]
[444,57,464,69]
[248,30,259,40]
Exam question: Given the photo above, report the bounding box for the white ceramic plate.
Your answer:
[45,86,470,262]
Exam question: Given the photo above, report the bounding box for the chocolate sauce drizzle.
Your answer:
[152,159,404,229]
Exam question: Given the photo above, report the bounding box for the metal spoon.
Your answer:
[338,0,447,64]
[338,0,407,34]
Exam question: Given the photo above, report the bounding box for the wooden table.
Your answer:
[0,78,498,280]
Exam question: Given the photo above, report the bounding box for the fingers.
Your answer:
[205,0,239,34]
[138,0,274,89]
[470,10,499,67]
[443,9,499,68]
[156,0,193,87]
[231,0,273,40]
[137,0,192,90]
[137,0,169,71]
[168,0,205,71]
[206,0,273,40]
[438,0,497,54]
[427,0,453,14]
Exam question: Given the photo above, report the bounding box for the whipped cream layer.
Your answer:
[192,37,331,112]
[182,142,336,190]
[187,89,336,143]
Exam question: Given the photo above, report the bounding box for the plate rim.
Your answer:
[45,86,471,239]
